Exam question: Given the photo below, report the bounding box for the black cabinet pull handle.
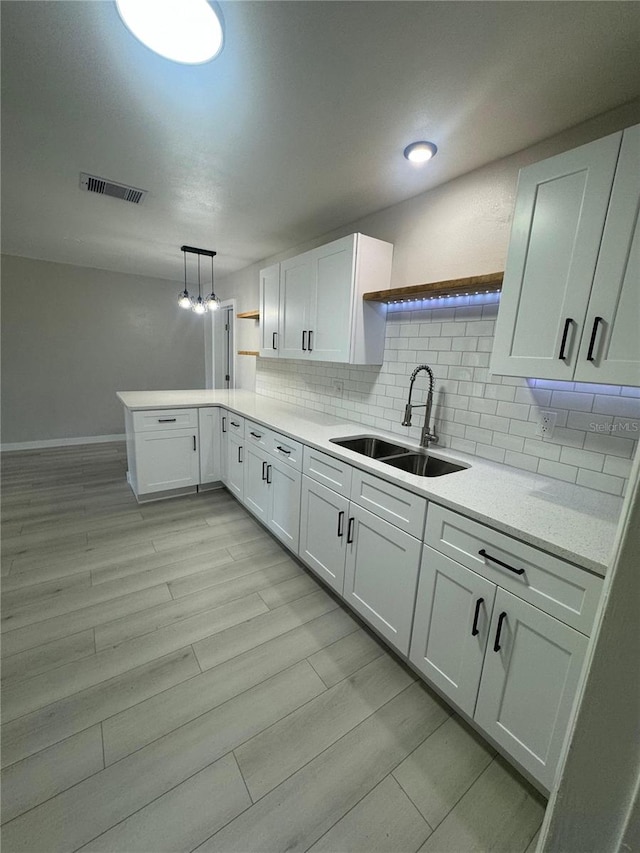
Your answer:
[266,464,272,484]
[337,510,345,538]
[586,316,604,362]
[346,517,355,544]
[222,417,227,433]
[479,548,525,576]
[238,445,243,463]
[558,318,574,361]
[302,330,307,351]
[276,446,291,455]
[272,331,278,350]
[158,418,177,423]
[250,431,262,439]
[193,435,197,452]
[230,421,240,428]
[493,611,507,652]
[262,460,268,481]
[308,330,313,352]
[471,597,484,637]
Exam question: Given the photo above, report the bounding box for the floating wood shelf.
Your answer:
[237,350,259,356]
[363,272,504,303]
[237,310,260,320]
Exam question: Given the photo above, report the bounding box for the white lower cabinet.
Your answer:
[243,442,269,523]
[135,429,200,495]
[226,433,244,501]
[299,475,349,594]
[474,588,588,791]
[219,409,229,485]
[343,503,422,656]
[266,456,301,552]
[198,407,221,486]
[410,546,497,717]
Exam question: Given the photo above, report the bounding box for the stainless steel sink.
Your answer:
[330,436,412,459]
[383,452,467,477]
[330,435,468,477]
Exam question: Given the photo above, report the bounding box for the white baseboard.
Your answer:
[1,434,126,452]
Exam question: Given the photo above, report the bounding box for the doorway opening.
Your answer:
[212,300,235,389]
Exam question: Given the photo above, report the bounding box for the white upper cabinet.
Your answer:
[259,263,281,356]
[259,233,392,365]
[491,124,640,386]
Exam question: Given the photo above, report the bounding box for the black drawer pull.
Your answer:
[272,331,278,350]
[230,421,240,428]
[238,446,243,463]
[262,460,268,481]
[479,549,525,576]
[586,316,604,362]
[308,330,313,352]
[471,597,484,637]
[193,435,197,452]
[266,464,272,484]
[276,446,291,455]
[494,611,507,652]
[302,330,307,352]
[337,510,345,538]
[346,517,355,544]
[250,431,262,439]
[222,417,227,433]
[158,418,177,423]
[558,318,574,361]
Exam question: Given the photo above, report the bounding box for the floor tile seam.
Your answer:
[0,720,106,778]
[0,641,201,727]
[90,546,240,588]
[2,573,93,604]
[239,681,418,808]
[0,639,98,689]
[0,580,175,639]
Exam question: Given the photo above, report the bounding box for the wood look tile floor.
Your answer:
[1,443,546,852]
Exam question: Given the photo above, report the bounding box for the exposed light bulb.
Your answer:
[178,290,192,309]
[403,141,438,164]
[206,293,220,311]
[192,296,207,314]
[116,0,224,65]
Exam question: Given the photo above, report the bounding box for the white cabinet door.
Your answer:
[244,443,269,523]
[259,263,280,357]
[308,235,355,362]
[226,433,244,501]
[278,252,313,358]
[474,588,588,791]
[410,546,497,718]
[135,429,200,495]
[299,476,349,595]
[198,407,221,485]
[574,124,640,386]
[491,131,622,379]
[219,409,229,485]
[265,456,301,552]
[343,503,421,655]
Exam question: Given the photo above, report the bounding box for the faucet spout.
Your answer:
[402,364,438,447]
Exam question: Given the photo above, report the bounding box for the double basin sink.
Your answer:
[329,436,468,477]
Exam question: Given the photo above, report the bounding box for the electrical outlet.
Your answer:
[331,379,344,396]
[536,410,557,439]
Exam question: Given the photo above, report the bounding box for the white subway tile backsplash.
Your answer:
[256,303,637,496]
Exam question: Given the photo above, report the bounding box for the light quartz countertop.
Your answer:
[117,389,624,576]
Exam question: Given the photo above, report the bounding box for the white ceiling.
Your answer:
[2,1,640,284]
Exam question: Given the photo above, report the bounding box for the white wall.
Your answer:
[1,255,206,444]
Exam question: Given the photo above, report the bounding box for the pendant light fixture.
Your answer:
[178,245,220,314]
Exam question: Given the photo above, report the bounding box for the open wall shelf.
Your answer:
[363,272,503,303]
[237,310,260,320]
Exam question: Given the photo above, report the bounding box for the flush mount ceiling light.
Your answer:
[178,245,220,314]
[116,0,224,64]
[403,141,438,164]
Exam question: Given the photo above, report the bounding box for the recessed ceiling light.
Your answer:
[403,141,438,164]
[116,0,224,65]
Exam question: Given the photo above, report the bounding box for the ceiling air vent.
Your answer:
[80,172,147,204]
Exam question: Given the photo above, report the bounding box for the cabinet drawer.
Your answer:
[350,469,427,538]
[245,419,272,449]
[132,408,198,432]
[302,447,353,497]
[269,431,303,470]
[425,504,602,635]
[226,414,245,437]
